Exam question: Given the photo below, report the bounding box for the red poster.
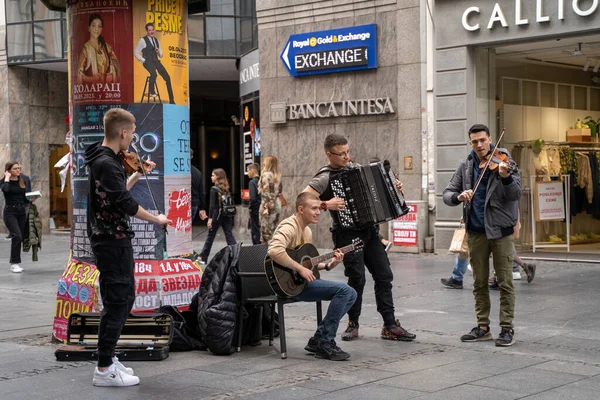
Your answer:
[69,0,133,105]
[53,259,100,342]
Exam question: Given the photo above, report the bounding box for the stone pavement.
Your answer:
[1,230,600,399]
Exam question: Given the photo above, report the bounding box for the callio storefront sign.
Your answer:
[269,97,394,123]
[462,0,599,31]
[280,24,378,77]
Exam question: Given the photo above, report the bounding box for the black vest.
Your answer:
[142,36,159,63]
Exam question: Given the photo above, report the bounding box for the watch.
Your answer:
[324,263,330,271]
[320,201,328,211]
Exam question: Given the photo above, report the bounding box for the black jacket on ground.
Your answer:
[84,142,140,247]
[197,243,241,355]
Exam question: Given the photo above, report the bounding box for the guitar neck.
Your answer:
[309,244,355,266]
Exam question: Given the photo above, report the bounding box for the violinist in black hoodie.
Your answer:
[84,108,171,387]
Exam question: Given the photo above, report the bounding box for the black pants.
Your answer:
[143,59,175,104]
[332,225,395,326]
[200,216,236,262]
[93,245,136,367]
[4,205,26,264]
[250,210,260,245]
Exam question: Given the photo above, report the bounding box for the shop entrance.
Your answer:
[478,34,600,259]
[49,144,71,230]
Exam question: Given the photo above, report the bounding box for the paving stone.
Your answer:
[408,384,525,400]
[533,360,600,377]
[471,367,586,395]
[317,383,424,399]
[232,385,326,400]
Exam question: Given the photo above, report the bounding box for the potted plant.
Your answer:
[584,116,599,139]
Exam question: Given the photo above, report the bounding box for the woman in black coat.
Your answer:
[1,161,29,273]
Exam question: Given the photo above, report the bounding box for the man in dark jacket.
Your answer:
[85,108,171,387]
[247,163,260,245]
[443,124,521,347]
[190,149,207,222]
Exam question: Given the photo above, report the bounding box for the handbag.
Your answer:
[278,193,288,207]
[449,224,468,254]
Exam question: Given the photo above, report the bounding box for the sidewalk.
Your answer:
[1,231,600,399]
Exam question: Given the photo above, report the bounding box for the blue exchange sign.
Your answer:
[280,24,378,77]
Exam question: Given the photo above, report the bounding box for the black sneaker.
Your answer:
[314,340,350,361]
[341,321,359,341]
[495,328,515,347]
[460,326,492,342]
[489,278,499,290]
[304,337,318,353]
[381,320,416,341]
[441,277,463,289]
[522,263,536,283]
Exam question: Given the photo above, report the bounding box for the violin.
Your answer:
[479,151,518,174]
[118,150,153,174]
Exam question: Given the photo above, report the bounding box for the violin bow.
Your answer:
[131,143,168,234]
[472,128,506,195]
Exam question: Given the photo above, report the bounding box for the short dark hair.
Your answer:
[247,163,259,173]
[324,134,348,152]
[468,124,490,137]
[104,108,135,140]
[145,22,155,31]
[296,192,319,211]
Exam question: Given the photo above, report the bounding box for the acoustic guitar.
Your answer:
[264,239,363,298]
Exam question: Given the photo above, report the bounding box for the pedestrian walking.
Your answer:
[1,161,30,273]
[259,156,283,243]
[247,163,261,245]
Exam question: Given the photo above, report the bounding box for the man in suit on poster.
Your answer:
[134,23,175,104]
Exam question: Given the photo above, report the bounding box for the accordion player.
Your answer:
[329,160,410,230]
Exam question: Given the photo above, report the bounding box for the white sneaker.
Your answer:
[10,265,23,273]
[513,271,522,280]
[92,363,140,387]
[112,356,134,375]
[467,264,472,273]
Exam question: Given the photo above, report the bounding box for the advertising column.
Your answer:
[54,0,197,341]
[239,49,260,200]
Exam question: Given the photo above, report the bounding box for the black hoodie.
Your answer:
[84,142,140,247]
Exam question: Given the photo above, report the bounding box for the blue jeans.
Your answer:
[452,255,469,282]
[291,279,357,343]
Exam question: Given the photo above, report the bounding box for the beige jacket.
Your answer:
[267,214,312,269]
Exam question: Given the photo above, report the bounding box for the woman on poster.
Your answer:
[77,14,120,85]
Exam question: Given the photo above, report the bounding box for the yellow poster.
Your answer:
[133,0,188,106]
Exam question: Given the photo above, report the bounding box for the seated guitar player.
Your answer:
[267,192,357,361]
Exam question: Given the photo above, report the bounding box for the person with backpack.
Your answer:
[199,168,237,263]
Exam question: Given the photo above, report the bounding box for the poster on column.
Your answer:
[133,0,189,105]
[68,0,134,105]
[163,104,192,256]
[70,103,166,260]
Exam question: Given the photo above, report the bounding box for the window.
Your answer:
[6,0,66,64]
[188,0,258,57]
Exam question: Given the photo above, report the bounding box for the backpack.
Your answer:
[217,187,236,217]
[157,305,205,352]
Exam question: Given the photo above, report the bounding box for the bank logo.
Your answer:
[309,37,317,47]
[270,102,287,124]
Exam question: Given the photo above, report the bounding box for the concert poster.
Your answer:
[68,0,134,105]
[132,0,189,106]
[70,103,166,260]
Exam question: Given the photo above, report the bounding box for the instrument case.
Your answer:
[54,312,173,361]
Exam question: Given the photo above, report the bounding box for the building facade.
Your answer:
[255,0,426,248]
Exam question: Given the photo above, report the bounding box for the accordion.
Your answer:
[330,160,409,230]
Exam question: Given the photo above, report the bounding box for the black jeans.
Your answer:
[4,205,27,264]
[249,210,260,245]
[93,245,136,367]
[143,59,175,104]
[200,216,236,262]
[332,225,395,326]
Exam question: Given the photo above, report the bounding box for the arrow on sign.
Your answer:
[281,42,291,72]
